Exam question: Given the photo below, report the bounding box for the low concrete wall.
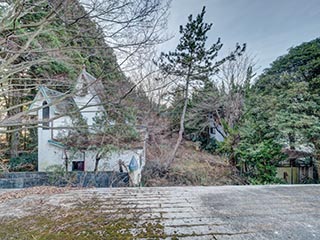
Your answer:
[0,172,129,189]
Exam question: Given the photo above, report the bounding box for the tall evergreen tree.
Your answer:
[232,38,320,183]
[158,6,245,166]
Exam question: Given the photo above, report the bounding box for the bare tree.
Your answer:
[0,0,71,157]
[216,53,257,128]
[79,0,170,74]
[0,0,170,162]
[185,54,256,143]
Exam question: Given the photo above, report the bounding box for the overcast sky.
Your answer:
[159,0,320,74]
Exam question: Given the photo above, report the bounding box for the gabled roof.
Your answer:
[0,68,105,127]
[75,68,106,105]
[29,86,77,115]
[39,86,63,101]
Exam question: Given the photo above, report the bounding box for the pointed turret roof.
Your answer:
[75,67,106,104]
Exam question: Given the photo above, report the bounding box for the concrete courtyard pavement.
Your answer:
[0,185,319,239]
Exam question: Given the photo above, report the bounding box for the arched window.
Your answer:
[42,101,49,129]
[80,80,88,96]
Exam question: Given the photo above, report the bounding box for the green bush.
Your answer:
[9,153,38,172]
[193,133,218,154]
[235,140,285,184]
[203,138,218,153]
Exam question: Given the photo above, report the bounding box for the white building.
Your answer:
[208,113,225,142]
[28,68,146,185]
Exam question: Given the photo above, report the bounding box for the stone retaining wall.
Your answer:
[0,172,129,188]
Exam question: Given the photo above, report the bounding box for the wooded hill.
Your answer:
[0,1,319,186]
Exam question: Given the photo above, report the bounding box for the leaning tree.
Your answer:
[157,6,245,166]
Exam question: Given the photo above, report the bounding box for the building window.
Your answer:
[210,127,215,134]
[72,161,84,171]
[42,101,49,129]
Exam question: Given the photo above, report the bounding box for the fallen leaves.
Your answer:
[0,186,73,203]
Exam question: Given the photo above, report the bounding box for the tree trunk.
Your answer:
[167,78,190,167]
[94,153,101,172]
[10,130,19,159]
[64,150,69,172]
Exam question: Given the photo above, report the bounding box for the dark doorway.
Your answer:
[72,161,84,171]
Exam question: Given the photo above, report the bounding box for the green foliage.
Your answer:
[168,88,190,131]
[202,138,218,153]
[258,38,320,87]
[228,38,320,184]
[160,7,247,155]
[217,124,239,161]
[158,5,245,93]
[236,139,285,184]
[254,38,320,151]
[19,2,49,23]
[36,61,75,76]
[93,112,140,144]
[158,6,241,80]
[185,81,220,133]
[219,91,286,184]
[39,32,62,48]
[9,153,38,172]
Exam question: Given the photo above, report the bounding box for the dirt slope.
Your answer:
[142,114,246,186]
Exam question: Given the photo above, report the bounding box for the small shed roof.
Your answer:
[281,148,313,160]
[278,148,314,167]
[0,112,38,127]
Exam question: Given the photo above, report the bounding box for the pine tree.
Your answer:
[158,6,245,166]
[234,38,320,182]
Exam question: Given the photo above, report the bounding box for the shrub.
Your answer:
[9,153,38,172]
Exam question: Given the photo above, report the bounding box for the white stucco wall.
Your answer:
[207,113,225,142]
[42,147,145,185]
[209,120,225,142]
[52,116,73,139]
[74,94,104,127]
[82,149,144,172]
[38,115,64,171]
[38,140,65,171]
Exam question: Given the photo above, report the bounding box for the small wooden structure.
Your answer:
[276,149,314,184]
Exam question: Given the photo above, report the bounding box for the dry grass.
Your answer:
[142,114,246,186]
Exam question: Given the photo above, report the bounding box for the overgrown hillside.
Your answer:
[142,113,246,186]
